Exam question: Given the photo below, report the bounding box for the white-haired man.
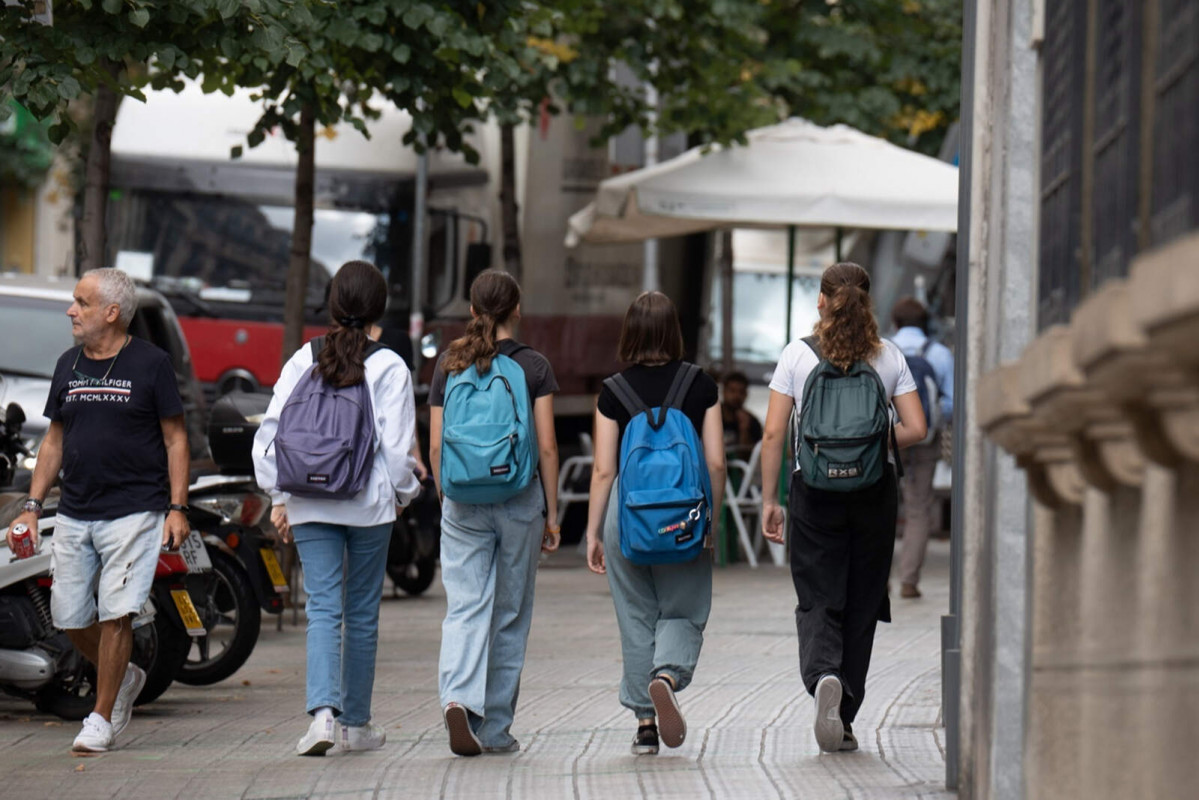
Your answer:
[5,268,190,752]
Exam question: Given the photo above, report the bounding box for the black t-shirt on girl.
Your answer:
[428,339,559,407]
[596,360,719,442]
[44,337,185,521]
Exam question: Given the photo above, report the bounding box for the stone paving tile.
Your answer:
[0,541,954,799]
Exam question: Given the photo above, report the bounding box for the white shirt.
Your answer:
[252,342,421,527]
[770,338,918,412]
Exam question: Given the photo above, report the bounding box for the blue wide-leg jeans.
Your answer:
[293,521,392,727]
[438,482,544,748]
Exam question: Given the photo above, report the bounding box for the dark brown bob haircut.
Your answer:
[617,291,684,364]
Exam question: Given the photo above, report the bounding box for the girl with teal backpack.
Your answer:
[585,291,726,757]
[759,263,926,754]
[428,270,560,757]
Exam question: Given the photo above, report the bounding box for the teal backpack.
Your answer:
[795,336,901,492]
[440,347,537,504]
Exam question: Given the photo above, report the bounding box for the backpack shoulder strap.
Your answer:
[656,362,701,429]
[603,373,648,420]
[920,338,933,358]
[363,340,387,360]
[802,335,822,361]
[309,336,325,360]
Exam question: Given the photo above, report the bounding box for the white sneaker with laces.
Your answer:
[73,712,114,753]
[296,714,336,756]
[340,722,386,752]
[111,663,146,738]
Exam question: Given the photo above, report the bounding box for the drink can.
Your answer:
[10,523,35,559]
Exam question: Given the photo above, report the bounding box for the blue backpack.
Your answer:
[273,337,384,500]
[440,347,537,504]
[605,363,712,566]
[896,339,942,446]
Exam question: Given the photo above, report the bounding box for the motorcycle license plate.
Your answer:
[178,530,212,573]
[260,548,288,593]
[170,589,207,637]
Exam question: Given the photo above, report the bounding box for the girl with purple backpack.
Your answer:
[253,260,422,756]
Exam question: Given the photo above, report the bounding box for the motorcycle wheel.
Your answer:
[176,547,261,686]
[387,556,437,596]
[135,599,193,705]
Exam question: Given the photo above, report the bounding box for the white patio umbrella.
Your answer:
[566,117,959,246]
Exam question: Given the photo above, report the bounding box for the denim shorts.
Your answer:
[49,511,164,629]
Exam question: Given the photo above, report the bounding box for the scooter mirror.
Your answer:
[4,402,24,431]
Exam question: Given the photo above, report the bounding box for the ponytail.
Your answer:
[315,260,386,388]
[813,262,882,371]
[441,270,521,375]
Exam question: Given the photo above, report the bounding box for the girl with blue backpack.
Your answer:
[585,291,726,756]
[253,260,423,756]
[428,269,560,756]
[759,263,926,754]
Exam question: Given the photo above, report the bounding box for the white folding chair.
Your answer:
[724,441,787,567]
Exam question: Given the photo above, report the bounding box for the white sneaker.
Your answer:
[814,674,845,753]
[296,714,336,756]
[73,712,114,753]
[111,663,146,738]
[340,722,386,752]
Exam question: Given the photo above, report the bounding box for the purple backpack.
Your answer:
[273,337,384,500]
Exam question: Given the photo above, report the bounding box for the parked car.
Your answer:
[0,273,208,486]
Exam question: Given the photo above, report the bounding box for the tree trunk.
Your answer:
[719,228,734,376]
[499,122,521,279]
[78,62,121,274]
[282,101,316,366]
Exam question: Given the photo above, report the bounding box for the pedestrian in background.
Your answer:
[429,269,560,757]
[253,260,421,756]
[585,291,726,756]
[889,297,953,599]
[760,263,926,753]
[5,268,190,753]
[720,370,763,455]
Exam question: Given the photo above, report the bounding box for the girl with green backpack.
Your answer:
[759,263,927,754]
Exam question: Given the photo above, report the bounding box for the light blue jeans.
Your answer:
[603,485,712,718]
[292,521,392,727]
[438,481,544,749]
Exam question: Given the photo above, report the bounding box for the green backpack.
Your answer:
[794,336,901,491]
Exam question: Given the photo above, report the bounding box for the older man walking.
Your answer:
[5,268,190,752]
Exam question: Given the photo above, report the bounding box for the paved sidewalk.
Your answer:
[0,541,953,799]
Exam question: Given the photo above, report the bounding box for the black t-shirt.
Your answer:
[722,405,763,447]
[428,339,558,407]
[44,337,185,521]
[597,361,719,442]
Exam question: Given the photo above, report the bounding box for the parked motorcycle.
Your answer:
[177,472,283,686]
[0,401,32,493]
[0,506,200,719]
[386,476,441,596]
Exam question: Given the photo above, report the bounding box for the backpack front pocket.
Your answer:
[621,488,708,560]
[443,423,522,487]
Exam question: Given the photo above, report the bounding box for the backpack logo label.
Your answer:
[674,530,695,545]
[307,473,330,485]
[490,464,511,476]
[826,462,862,479]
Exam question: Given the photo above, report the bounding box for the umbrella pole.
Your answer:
[785,225,796,344]
[835,226,844,262]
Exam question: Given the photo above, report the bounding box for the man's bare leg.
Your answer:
[66,616,133,721]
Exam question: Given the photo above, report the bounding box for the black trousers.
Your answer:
[788,467,897,724]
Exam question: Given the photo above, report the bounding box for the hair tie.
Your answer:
[338,316,365,330]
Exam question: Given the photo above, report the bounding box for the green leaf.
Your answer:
[129,7,150,27]
[57,77,82,100]
[101,0,123,14]
[230,145,243,159]
[247,128,265,148]
[48,122,69,145]
[77,46,97,66]
[452,87,473,109]
[286,45,305,68]
[392,44,411,64]
[217,0,239,20]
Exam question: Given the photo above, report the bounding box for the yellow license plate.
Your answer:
[260,548,288,593]
[170,589,207,637]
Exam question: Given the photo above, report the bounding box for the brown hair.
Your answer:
[442,269,521,374]
[813,262,882,371]
[891,295,930,332]
[316,260,388,388]
[617,291,685,364]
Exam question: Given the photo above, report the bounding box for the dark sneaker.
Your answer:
[813,674,844,753]
[443,703,482,757]
[649,676,686,748]
[631,723,659,755]
[481,739,520,754]
[840,723,859,752]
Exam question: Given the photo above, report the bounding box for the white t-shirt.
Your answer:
[769,338,918,411]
